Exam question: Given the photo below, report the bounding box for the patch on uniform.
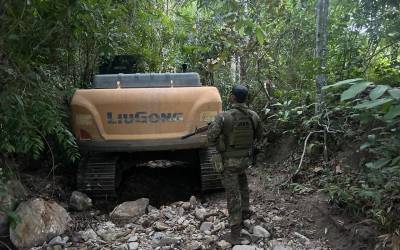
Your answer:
[236,120,250,128]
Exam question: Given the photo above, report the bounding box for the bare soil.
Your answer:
[4,148,391,250]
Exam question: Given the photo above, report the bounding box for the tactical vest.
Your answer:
[221,107,256,158]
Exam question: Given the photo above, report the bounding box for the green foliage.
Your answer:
[322,78,364,90]
[0,0,187,162]
[193,0,400,234]
[0,1,83,162]
[369,85,390,100]
[354,98,392,109]
[340,81,372,101]
[323,79,400,230]
[290,182,313,195]
[266,97,315,134]
[0,67,79,162]
[0,167,21,230]
[268,77,400,232]
[0,0,398,233]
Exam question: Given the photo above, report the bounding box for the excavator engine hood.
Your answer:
[70,73,222,152]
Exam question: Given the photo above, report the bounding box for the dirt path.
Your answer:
[203,167,331,250]
[232,163,385,250]
[8,156,387,250]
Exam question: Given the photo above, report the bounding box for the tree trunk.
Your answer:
[236,54,241,83]
[315,0,329,162]
[315,0,329,113]
[230,54,237,85]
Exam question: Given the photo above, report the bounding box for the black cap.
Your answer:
[182,63,188,72]
[231,85,248,103]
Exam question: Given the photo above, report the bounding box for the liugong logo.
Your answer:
[107,112,183,124]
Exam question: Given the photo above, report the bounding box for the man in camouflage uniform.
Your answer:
[207,85,263,244]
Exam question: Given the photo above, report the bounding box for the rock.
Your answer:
[151,232,179,247]
[177,217,185,224]
[10,198,71,249]
[217,240,232,249]
[182,202,191,210]
[192,233,203,240]
[71,232,82,243]
[127,223,145,233]
[189,196,197,206]
[96,221,122,242]
[148,205,157,213]
[127,235,138,242]
[110,198,149,223]
[195,208,207,221]
[78,229,98,242]
[272,215,283,221]
[50,245,63,250]
[200,221,212,232]
[48,236,69,246]
[212,222,223,232]
[243,219,252,229]
[186,240,202,250]
[140,214,155,227]
[240,238,251,245]
[253,225,271,239]
[203,234,217,245]
[48,236,62,245]
[178,207,185,216]
[153,221,169,231]
[114,243,128,250]
[128,242,139,250]
[161,207,176,220]
[97,231,117,242]
[69,191,92,211]
[241,229,252,238]
[0,180,27,234]
[148,209,161,220]
[293,231,310,243]
[232,246,261,250]
[206,215,215,222]
[271,244,293,250]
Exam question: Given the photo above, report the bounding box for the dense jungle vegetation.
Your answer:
[0,0,399,238]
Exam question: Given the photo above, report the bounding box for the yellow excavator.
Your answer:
[70,64,223,198]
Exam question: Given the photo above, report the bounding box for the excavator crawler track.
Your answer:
[199,147,223,191]
[77,153,120,199]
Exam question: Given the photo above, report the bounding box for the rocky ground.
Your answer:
[1,154,392,250]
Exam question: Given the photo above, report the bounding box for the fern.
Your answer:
[0,67,79,162]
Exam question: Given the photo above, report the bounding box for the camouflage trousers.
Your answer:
[221,157,250,227]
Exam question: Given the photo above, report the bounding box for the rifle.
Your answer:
[181,124,209,139]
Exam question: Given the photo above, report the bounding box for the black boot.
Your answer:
[230,225,241,244]
[221,225,242,245]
